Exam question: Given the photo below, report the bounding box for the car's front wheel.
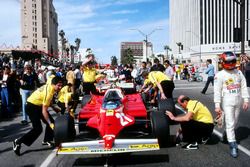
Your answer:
[150,111,170,148]
[54,114,76,146]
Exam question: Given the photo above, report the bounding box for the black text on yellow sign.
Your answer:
[59,147,89,152]
[129,144,159,149]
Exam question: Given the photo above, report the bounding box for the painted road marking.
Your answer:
[213,129,250,157]
[175,87,204,90]
[40,149,57,167]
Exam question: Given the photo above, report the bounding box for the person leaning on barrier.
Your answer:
[166,95,214,150]
[12,76,63,156]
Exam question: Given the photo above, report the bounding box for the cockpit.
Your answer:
[102,89,124,110]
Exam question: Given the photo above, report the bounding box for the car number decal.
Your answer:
[115,113,133,126]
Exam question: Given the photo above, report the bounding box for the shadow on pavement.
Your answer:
[20,147,54,156]
[73,152,169,166]
[236,126,250,143]
[206,133,220,145]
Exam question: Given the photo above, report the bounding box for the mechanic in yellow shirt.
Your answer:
[141,71,175,99]
[12,76,63,156]
[166,95,214,150]
[82,53,98,94]
[57,83,74,115]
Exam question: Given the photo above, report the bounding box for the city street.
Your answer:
[1,80,250,167]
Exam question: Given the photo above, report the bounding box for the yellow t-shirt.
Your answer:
[186,100,213,124]
[27,84,55,106]
[148,71,169,84]
[46,74,55,85]
[58,85,72,104]
[83,67,96,82]
[66,70,75,84]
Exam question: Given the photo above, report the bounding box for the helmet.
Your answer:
[220,52,237,70]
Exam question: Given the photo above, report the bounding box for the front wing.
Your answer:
[57,139,159,155]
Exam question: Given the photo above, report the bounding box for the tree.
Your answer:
[164,45,172,60]
[121,48,135,65]
[111,56,118,66]
[75,38,81,51]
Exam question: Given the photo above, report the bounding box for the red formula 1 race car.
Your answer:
[54,83,170,155]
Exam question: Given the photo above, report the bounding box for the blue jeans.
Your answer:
[1,87,12,117]
[20,89,32,121]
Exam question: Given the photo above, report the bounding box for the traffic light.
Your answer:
[248,40,250,46]
[181,44,183,50]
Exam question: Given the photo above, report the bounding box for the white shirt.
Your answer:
[165,66,174,80]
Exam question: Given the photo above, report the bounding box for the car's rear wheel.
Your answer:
[54,114,76,146]
[150,111,170,148]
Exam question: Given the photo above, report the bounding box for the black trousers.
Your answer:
[181,120,214,143]
[201,76,214,93]
[18,102,54,146]
[161,80,175,98]
[57,101,74,114]
[82,82,97,95]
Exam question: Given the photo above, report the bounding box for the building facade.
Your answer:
[170,0,250,66]
[21,0,58,57]
[120,41,153,64]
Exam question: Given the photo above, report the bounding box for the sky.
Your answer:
[0,0,169,63]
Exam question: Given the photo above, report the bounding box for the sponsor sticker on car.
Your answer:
[58,147,89,152]
[106,110,114,116]
[129,144,159,149]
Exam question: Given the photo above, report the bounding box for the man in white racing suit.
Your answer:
[214,51,249,158]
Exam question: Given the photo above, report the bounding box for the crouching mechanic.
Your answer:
[13,76,63,156]
[214,51,249,158]
[166,95,214,150]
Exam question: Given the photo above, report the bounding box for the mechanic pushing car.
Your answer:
[57,83,74,115]
[13,76,63,156]
[214,52,249,158]
[166,95,214,150]
[141,71,175,99]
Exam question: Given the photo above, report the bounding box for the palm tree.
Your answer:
[164,45,172,60]
[75,38,81,51]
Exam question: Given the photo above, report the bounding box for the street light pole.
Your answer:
[186,30,201,64]
[130,28,162,62]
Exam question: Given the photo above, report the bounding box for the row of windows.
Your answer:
[200,0,249,45]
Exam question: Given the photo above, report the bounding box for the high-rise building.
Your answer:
[21,0,58,57]
[120,41,153,64]
[170,0,250,64]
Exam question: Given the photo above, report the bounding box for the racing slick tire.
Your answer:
[150,111,170,148]
[54,114,76,146]
[158,98,175,113]
[81,95,91,108]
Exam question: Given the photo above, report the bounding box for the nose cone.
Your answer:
[103,135,115,149]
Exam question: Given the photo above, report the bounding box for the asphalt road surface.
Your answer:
[1,80,250,167]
